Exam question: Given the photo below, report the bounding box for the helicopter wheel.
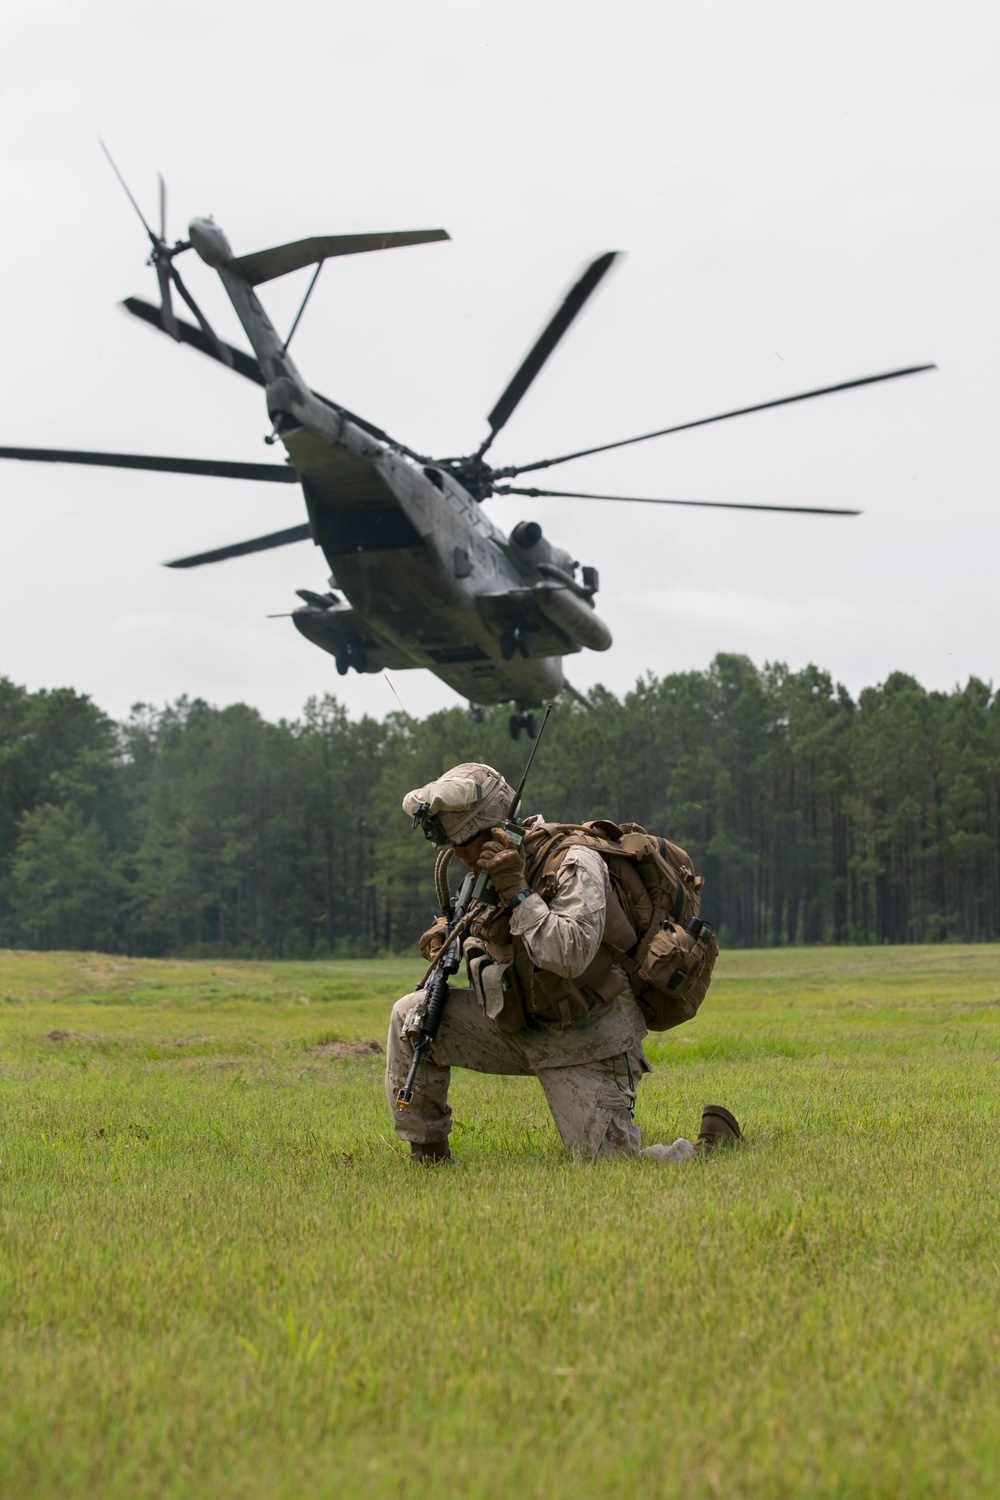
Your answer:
[508,710,539,741]
[500,626,532,661]
[334,643,367,675]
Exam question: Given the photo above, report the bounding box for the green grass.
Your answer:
[3,944,1000,1498]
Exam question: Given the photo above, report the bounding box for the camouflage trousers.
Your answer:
[386,986,650,1160]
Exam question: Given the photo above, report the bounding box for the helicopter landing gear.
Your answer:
[508,709,539,741]
[500,625,533,661]
[335,642,368,675]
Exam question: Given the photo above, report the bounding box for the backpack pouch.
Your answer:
[635,921,720,1031]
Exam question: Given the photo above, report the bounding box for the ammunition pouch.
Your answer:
[525,956,626,1026]
[467,952,526,1034]
[466,925,626,1033]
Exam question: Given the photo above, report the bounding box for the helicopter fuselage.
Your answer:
[5,187,917,721]
[192,218,611,706]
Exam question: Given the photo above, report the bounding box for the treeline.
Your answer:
[2,655,999,955]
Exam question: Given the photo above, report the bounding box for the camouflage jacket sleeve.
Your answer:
[508,845,609,978]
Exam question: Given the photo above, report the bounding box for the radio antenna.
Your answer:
[507,703,554,822]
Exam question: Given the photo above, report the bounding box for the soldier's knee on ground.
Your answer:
[538,1051,644,1160]
[594,1106,642,1159]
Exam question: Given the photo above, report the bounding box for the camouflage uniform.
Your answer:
[386,843,656,1158]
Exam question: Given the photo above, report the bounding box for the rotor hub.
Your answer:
[442,457,496,502]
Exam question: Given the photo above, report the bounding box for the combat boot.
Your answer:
[410,1140,452,1164]
[695,1104,742,1153]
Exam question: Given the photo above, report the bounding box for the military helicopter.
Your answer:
[1,152,935,738]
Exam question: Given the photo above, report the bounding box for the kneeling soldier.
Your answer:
[386,762,741,1163]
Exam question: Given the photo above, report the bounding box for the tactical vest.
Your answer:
[465,819,717,1032]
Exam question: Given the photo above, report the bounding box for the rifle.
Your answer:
[394,868,476,1108]
[394,702,554,1110]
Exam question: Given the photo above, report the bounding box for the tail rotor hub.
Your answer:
[100,142,231,365]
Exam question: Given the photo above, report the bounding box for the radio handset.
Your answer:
[471,703,553,905]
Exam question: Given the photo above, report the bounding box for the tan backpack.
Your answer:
[523,819,719,1031]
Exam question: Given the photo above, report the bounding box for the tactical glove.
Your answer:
[476,828,529,904]
[418,914,448,962]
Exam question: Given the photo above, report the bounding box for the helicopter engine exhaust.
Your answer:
[510,518,555,566]
[509,521,611,651]
[511,519,543,549]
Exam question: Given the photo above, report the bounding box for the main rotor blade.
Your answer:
[164,523,312,568]
[481,252,619,456]
[169,266,234,367]
[497,363,937,478]
[158,172,167,242]
[496,484,860,516]
[0,446,299,482]
[99,138,156,245]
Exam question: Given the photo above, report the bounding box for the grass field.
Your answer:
[2,944,1000,1498]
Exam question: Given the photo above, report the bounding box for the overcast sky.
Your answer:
[2,0,996,723]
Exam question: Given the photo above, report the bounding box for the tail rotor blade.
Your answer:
[170,266,234,367]
[101,145,234,367]
[156,260,180,341]
[479,252,619,457]
[99,138,156,245]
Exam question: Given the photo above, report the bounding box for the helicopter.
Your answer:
[1,151,935,739]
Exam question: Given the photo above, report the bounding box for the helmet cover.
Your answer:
[402,762,515,845]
